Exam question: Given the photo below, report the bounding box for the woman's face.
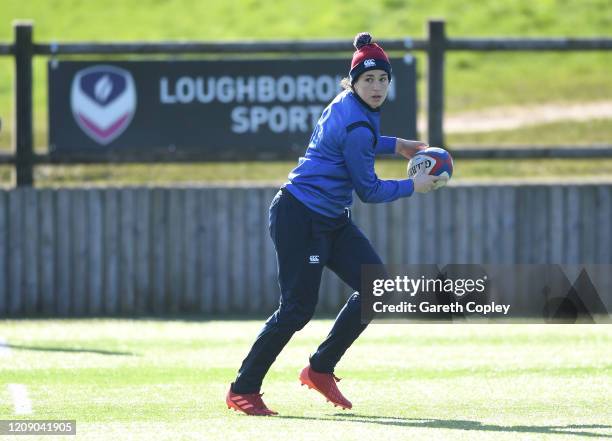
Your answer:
[353,69,390,108]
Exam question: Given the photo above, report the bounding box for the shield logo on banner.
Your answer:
[70,65,137,145]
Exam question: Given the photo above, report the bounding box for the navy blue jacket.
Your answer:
[284,90,414,218]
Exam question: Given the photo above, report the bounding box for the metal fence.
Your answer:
[0,20,611,186]
[1,184,610,317]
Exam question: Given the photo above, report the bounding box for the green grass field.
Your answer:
[3,156,612,187]
[3,117,612,186]
[0,320,610,440]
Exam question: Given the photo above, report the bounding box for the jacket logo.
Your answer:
[309,255,320,264]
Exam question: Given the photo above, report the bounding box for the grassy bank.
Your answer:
[0,0,611,126]
[2,156,612,187]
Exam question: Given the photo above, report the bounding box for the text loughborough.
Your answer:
[159,75,397,134]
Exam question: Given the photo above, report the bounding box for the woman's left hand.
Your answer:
[395,139,428,160]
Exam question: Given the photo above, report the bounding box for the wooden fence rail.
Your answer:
[2,20,612,186]
[0,184,610,317]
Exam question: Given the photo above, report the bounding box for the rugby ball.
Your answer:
[407,147,453,189]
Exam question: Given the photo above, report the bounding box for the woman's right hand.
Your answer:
[412,175,443,193]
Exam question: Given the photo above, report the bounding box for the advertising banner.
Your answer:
[48,57,417,160]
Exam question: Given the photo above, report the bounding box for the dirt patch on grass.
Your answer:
[418,101,612,134]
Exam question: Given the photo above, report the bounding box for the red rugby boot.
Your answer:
[299,365,352,410]
[226,384,278,416]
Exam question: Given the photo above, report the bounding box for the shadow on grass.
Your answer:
[4,344,135,356]
[277,414,612,438]
[0,313,342,323]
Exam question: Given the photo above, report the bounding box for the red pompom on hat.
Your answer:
[349,32,392,85]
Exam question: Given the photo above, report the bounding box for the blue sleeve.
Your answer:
[375,135,397,155]
[343,128,414,203]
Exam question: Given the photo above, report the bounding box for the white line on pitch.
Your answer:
[8,384,33,415]
[0,337,10,356]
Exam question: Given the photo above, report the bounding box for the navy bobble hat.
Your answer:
[349,32,392,85]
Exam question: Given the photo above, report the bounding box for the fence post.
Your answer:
[427,19,446,147]
[13,20,34,187]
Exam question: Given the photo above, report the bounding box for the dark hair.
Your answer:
[353,32,372,50]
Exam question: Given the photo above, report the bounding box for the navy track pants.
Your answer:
[232,188,382,394]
